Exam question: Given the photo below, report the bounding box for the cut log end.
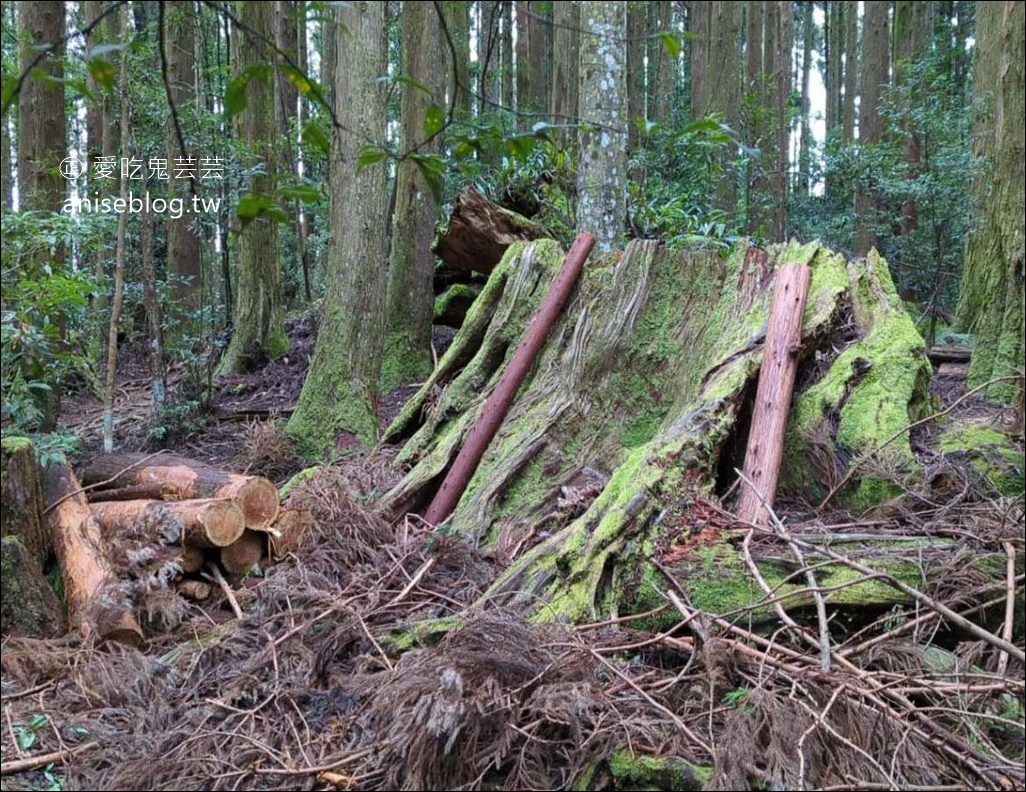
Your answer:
[220,530,266,576]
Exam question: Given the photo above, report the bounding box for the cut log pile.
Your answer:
[36,453,311,645]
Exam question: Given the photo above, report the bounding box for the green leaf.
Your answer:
[281,64,317,96]
[657,31,682,60]
[355,144,388,170]
[505,134,536,160]
[225,74,250,118]
[411,155,444,203]
[87,57,116,92]
[423,103,445,137]
[236,193,283,226]
[301,118,330,156]
[278,184,322,203]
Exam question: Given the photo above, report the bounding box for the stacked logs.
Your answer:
[45,453,311,645]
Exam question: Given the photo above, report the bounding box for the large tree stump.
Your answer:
[1,437,51,568]
[43,463,144,645]
[80,453,279,528]
[383,239,934,623]
[432,186,551,275]
[1,536,65,638]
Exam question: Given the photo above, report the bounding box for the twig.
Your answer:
[206,562,244,621]
[817,374,1020,510]
[386,557,436,606]
[997,540,1017,677]
[0,741,99,776]
[794,539,1025,664]
[737,469,833,670]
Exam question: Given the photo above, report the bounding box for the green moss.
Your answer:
[607,749,711,791]
[1,436,35,453]
[939,423,1025,496]
[433,283,480,321]
[278,465,321,499]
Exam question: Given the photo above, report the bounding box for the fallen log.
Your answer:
[80,453,279,528]
[736,262,812,524]
[432,186,551,275]
[176,579,212,601]
[268,507,314,561]
[43,463,144,646]
[87,481,181,503]
[220,529,266,576]
[928,345,972,365]
[90,498,245,549]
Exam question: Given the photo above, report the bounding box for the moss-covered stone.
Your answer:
[939,421,1025,496]
[278,465,321,499]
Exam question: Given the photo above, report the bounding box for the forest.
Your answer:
[0,1,1024,790]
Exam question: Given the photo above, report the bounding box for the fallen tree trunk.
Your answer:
[432,186,551,275]
[220,529,266,576]
[43,463,144,645]
[80,453,279,528]
[87,481,181,503]
[90,498,245,548]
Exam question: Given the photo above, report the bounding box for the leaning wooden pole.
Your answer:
[424,232,597,525]
[736,261,812,524]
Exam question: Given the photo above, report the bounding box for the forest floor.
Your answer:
[3,319,1023,791]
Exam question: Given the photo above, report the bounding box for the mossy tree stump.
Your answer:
[383,239,944,623]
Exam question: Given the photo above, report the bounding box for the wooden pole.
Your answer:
[736,262,812,524]
[424,232,596,525]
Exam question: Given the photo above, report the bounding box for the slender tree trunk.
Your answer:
[797,1,813,195]
[693,1,743,216]
[954,1,1024,403]
[478,0,501,112]
[577,1,628,252]
[501,1,514,109]
[515,0,531,122]
[274,0,298,139]
[84,0,104,166]
[626,1,646,149]
[381,2,446,393]
[164,2,202,313]
[287,2,388,452]
[647,1,675,125]
[550,0,579,148]
[445,1,472,117]
[825,1,842,136]
[853,0,889,255]
[219,1,287,374]
[842,0,858,144]
[141,208,166,414]
[771,1,793,240]
[527,1,552,119]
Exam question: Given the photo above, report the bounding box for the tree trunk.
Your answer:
[626,1,647,150]
[445,1,472,117]
[89,498,246,549]
[43,463,144,645]
[164,1,202,312]
[381,1,446,393]
[550,0,580,148]
[141,208,166,414]
[954,1,1025,403]
[842,0,858,144]
[577,1,628,252]
[647,1,675,125]
[693,1,743,217]
[478,0,502,112]
[853,0,889,255]
[79,453,280,528]
[771,0,793,241]
[527,1,552,119]
[1,439,50,569]
[286,2,388,452]
[796,1,813,196]
[825,1,842,136]
[501,1,514,109]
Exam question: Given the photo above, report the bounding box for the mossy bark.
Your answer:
[286,2,388,454]
[954,1,1025,403]
[386,239,934,623]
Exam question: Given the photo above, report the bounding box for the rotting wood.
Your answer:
[43,463,144,646]
[80,453,279,527]
[736,262,812,524]
[432,186,550,275]
[90,498,245,548]
[424,231,596,525]
[176,579,212,601]
[927,344,972,365]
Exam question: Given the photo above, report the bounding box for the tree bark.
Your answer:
[626,1,647,149]
[220,529,266,575]
[796,1,814,196]
[550,0,580,148]
[381,1,446,393]
[219,0,287,374]
[164,1,202,312]
[287,1,388,452]
[842,0,858,144]
[43,463,144,645]
[825,1,842,136]
[90,498,246,549]
[853,0,889,255]
[478,0,502,113]
[647,1,675,125]
[954,1,1025,402]
[79,453,280,528]
[577,1,628,252]
[527,1,553,119]
[444,1,472,116]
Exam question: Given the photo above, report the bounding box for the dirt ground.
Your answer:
[3,323,1023,791]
